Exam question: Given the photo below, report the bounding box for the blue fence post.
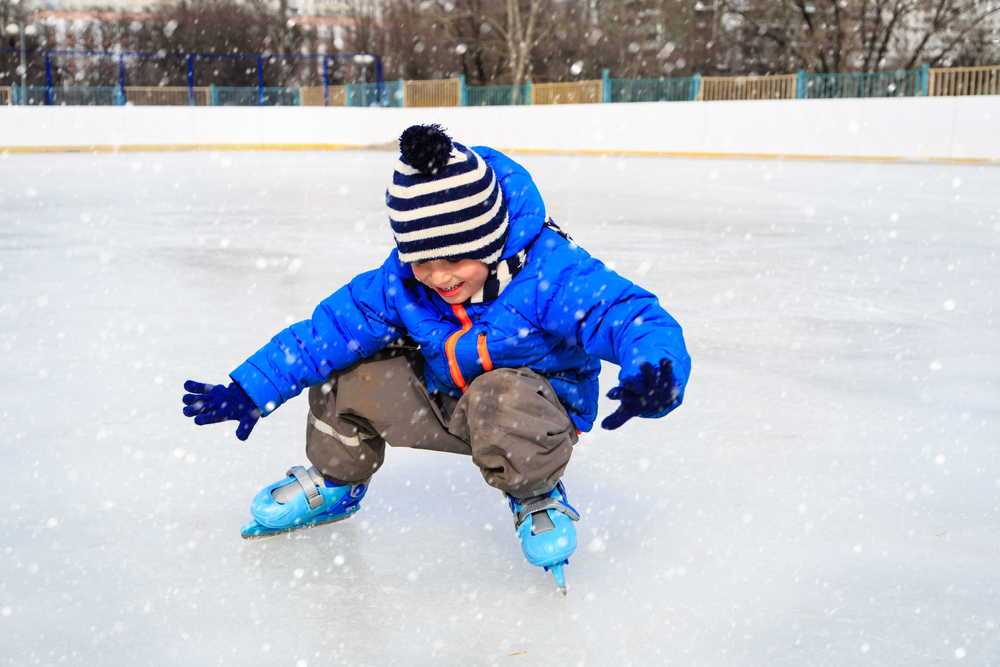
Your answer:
[602,68,610,103]
[527,79,532,105]
[11,83,17,106]
[187,55,195,106]
[257,56,264,106]
[210,83,217,106]
[118,54,126,105]
[921,63,930,97]
[691,73,701,101]
[796,69,806,99]
[345,83,352,106]
[45,52,53,105]
[398,78,404,107]
[375,56,384,107]
[323,56,329,106]
[459,74,466,106]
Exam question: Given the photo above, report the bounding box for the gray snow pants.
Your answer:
[304,344,578,497]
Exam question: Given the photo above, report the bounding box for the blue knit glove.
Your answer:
[601,359,678,431]
[182,380,260,441]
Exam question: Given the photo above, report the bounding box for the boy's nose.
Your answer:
[431,269,453,285]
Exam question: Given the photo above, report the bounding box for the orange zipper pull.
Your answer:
[477,332,493,372]
[445,304,473,392]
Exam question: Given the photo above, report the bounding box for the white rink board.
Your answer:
[1,95,999,160]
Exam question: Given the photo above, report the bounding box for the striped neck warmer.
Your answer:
[467,248,528,304]
[466,218,570,304]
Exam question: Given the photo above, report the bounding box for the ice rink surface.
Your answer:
[1,148,998,666]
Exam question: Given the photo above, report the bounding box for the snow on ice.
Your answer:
[0,149,998,665]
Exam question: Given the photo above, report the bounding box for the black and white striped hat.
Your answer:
[387,124,509,267]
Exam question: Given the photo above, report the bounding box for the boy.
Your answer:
[182,124,690,594]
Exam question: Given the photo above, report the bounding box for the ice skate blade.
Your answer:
[240,507,359,540]
[549,561,568,595]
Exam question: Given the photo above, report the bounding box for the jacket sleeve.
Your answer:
[230,255,405,416]
[536,234,691,418]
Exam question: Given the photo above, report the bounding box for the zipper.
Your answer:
[445,304,494,392]
[445,304,473,392]
[477,332,493,372]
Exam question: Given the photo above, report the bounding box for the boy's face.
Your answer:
[411,258,489,305]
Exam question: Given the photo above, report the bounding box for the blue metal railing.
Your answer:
[346,82,391,107]
[385,79,404,107]
[212,86,300,106]
[6,63,995,107]
[466,84,532,106]
[607,77,700,103]
[51,86,120,106]
[380,80,404,108]
[798,69,925,99]
[2,47,387,107]
[14,86,49,105]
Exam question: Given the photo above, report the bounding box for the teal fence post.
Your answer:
[602,68,610,103]
[323,56,329,106]
[398,78,404,107]
[796,69,806,99]
[691,73,701,101]
[459,74,466,106]
[187,54,195,106]
[45,52,53,105]
[11,83,17,106]
[210,84,217,106]
[118,54,126,106]
[921,63,930,97]
[527,79,532,105]
[257,56,264,106]
[345,83,353,106]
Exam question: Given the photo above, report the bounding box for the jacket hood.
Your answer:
[471,146,546,260]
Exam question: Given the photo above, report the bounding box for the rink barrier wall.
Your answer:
[8,65,997,107]
[2,95,999,162]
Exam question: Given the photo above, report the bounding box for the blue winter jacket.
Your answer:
[231,147,691,433]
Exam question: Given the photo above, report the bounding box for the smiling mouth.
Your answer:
[436,282,463,296]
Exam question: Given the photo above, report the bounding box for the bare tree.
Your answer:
[1,0,49,87]
[10,0,996,92]
[899,0,1000,68]
[248,0,293,57]
[346,0,385,55]
[720,0,1000,74]
[436,0,505,85]
[499,0,553,85]
[429,0,557,85]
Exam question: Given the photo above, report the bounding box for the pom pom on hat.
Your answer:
[387,124,509,267]
[399,124,453,175]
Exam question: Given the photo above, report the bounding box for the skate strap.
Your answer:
[287,466,324,511]
[514,497,581,529]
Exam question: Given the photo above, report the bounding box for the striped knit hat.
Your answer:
[387,124,509,267]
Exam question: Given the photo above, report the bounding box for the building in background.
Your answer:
[30,1,359,55]
[55,0,353,17]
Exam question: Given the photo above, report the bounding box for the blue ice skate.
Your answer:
[507,480,580,595]
[240,465,369,539]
